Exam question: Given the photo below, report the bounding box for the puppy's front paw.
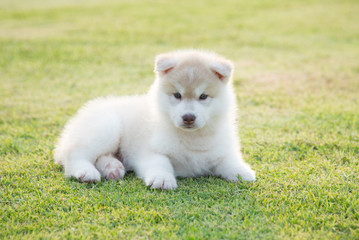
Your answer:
[145,172,177,190]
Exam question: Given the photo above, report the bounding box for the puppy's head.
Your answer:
[153,49,234,131]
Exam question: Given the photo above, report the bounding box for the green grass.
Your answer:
[1,0,358,239]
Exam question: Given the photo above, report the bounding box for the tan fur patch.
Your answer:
[158,52,226,99]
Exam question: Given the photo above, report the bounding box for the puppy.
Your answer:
[54,50,256,189]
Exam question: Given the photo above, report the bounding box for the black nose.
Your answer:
[182,114,196,125]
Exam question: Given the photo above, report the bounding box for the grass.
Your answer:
[0,0,358,239]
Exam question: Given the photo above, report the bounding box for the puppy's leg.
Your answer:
[214,154,256,182]
[95,154,125,181]
[64,150,101,182]
[60,137,120,183]
[62,132,120,183]
[56,107,122,183]
[134,154,177,190]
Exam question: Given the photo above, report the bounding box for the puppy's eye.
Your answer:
[173,92,182,99]
[199,94,208,100]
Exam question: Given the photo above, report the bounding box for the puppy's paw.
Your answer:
[95,155,126,181]
[73,167,101,183]
[145,172,177,190]
[225,169,256,182]
[103,161,125,181]
[239,168,256,182]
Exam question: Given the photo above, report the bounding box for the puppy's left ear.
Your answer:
[155,54,177,74]
[210,59,233,83]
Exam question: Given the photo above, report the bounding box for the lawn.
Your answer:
[0,0,358,239]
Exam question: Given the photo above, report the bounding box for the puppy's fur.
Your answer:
[54,50,256,189]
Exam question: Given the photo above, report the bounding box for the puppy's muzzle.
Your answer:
[182,114,196,126]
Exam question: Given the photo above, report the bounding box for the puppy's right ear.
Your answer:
[155,54,177,74]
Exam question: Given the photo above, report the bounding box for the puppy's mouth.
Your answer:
[179,124,198,131]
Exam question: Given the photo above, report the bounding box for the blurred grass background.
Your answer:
[0,0,358,239]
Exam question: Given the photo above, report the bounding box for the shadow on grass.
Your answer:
[63,170,256,195]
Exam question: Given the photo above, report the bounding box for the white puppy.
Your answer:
[54,50,256,189]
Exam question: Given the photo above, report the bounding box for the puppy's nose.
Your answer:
[182,114,196,125]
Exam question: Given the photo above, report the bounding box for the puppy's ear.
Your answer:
[210,59,233,82]
[155,54,177,74]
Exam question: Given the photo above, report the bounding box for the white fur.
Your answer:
[54,49,256,189]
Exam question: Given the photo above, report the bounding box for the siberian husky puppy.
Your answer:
[54,50,256,189]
